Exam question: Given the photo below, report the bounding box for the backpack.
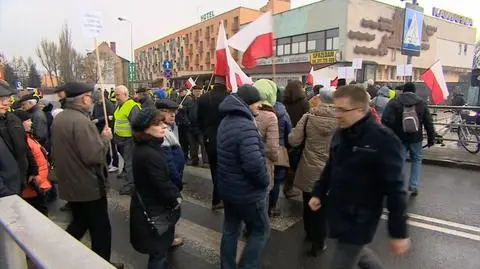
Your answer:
[402,105,419,133]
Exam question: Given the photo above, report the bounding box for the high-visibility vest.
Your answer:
[109,90,117,102]
[8,96,15,112]
[114,99,140,137]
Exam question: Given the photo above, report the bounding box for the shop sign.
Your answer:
[310,51,338,65]
[432,7,473,27]
[257,53,310,66]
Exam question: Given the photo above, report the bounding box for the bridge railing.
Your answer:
[0,195,115,269]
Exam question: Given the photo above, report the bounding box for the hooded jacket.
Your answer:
[216,94,269,204]
[372,86,391,117]
[289,104,337,192]
[382,92,435,145]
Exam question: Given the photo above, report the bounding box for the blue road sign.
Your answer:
[163,60,173,70]
[402,3,424,57]
[15,81,22,89]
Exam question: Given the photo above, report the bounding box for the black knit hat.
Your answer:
[403,82,416,93]
[131,108,159,132]
[13,110,31,122]
[236,85,261,105]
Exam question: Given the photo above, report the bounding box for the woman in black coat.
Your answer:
[130,108,182,269]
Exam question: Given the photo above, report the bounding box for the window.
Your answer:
[464,44,468,55]
[458,43,462,55]
[277,37,291,56]
[307,31,325,52]
[291,35,307,54]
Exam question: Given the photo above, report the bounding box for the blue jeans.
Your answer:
[269,167,287,209]
[403,142,423,190]
[148,252,168,269]
[221,200,271,269]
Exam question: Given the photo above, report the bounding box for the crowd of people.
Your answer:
[0,75,440,269]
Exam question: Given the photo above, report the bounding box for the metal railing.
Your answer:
[0,195,115,269]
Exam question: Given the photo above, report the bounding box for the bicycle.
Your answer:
[432,109,480,154]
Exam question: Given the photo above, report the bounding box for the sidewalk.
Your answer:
[420,146,480,170]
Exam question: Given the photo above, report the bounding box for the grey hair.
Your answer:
[115,85,129,96]
[65,94,86,105]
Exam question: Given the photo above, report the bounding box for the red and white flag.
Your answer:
[306,67,315,86]
[185,77,196,89]
[421,61,449,104]
[227,12,274,69]
[215,22,253,92]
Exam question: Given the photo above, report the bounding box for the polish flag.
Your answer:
[306,67,315,86]
[215,22,253,92]
[227,12,274,69]
[330,76,339,87]
[185,77,196,89]
[421,61,449,104]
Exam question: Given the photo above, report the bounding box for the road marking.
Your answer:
[381,215,480,241]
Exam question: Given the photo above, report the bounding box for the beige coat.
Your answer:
[288,103,337,193]
[255,109,279,190]
[52,104,110,202]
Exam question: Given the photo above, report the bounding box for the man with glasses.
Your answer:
[113,85,141,195]
[52,82,123,268]
[308,85,410,269]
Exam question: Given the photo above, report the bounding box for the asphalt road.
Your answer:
[48,164,480,269]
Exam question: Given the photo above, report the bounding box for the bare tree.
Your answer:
[84,52,115,84]
[36,39,59,86]
[58,23,74,83]
[72,50,85,81]
[11,56,29,87]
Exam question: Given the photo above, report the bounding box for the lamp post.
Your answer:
[118,17,134,89]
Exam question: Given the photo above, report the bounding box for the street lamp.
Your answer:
[118,17,133,63]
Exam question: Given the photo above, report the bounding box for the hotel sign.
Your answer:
[432,7,473,27]
[201,11,215,22]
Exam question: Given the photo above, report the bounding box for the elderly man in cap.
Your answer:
[134,87,155,109]
[0,80,39,197]
[54,84,67,109]
[114,85,141,195]
[51,82,123,268]
[19,93,48,146]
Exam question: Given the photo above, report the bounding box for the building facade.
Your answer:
[134,0,291,87]
[85,42,130,87]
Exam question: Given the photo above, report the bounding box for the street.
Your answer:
[48,164,480,269]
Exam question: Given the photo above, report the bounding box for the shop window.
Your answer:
[307,31,325,52]
[277,37,291,56]
[291,35,307,54]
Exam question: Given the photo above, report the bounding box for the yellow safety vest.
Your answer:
[8,96,15,112]
[114,99,140,137]
[109,90,117,102]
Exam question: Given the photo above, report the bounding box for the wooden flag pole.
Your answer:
[206,72,215,91]
[94,37,109,129]
[272,57,277,83]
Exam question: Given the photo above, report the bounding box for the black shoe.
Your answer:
[212,201,224,210]
[309,243,327,257]
[410,188,419,197]
[111,262,124,269]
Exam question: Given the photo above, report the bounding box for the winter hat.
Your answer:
[236,85,261,105]
[403,82,416,93]
[253,79,277,107]
[153,89,167,100]
[318,87,334,104]
[13,110,31,122]
[131,107,160,132]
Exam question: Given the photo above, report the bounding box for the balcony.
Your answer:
[185,61,189,67]
[231,23,240,33]
[194,35,199,43]
[210,42,216,50]
[198,46,204,54]
[188,48,193,55]
[205,58,211,65]
[194,58,200,65]
[205,30,210,39]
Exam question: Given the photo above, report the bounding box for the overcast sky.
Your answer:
[0,0,478,72]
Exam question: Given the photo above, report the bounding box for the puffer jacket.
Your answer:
[216,94,269,204]
[255,107,279,190]
[288,104,337,192]
[22,134,52,198]
[372,86,391,116]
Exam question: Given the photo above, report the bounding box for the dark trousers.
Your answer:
[116,140,134,190]
[302,192,327,246]
[66,196,112,262]
[221,200,271,269]
[283,169,296,191]
[204,138,220,204]
[24,195,48,216]
[188,131,207,164]
[148,252,168,269]
[330,242,385,269]
[269,166,287,209]
[178,125,190,160]
[106,140,119,168]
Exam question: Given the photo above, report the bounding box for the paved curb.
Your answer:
[407,158,480,171]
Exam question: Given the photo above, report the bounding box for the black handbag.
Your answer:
[288,114,309,170]
[134,191,181,236]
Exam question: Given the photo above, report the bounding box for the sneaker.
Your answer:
[212,201,224,210]
[410,188,419,197]
[108,166,119,173]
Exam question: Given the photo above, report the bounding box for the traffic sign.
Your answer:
[164,70,172,79]
[128,63,137,82]
[15,81,23,90]
[163,60,173,70]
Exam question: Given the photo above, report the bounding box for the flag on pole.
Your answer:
[421,60,449,104]
[330,76,339,87]
[185,77,196,89]
[227,12,274,69]
[215,22,253,92]
[306,67,315,86]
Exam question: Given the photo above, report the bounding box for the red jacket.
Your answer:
[22,135,51,198]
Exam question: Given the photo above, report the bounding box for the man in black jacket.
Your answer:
[382,82,435,196]
[188,86,208,166]
[197,77,228,210]
[0,80,39,197]
[175,87,192,161]
[309,85,410,269]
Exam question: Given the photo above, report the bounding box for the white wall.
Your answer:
[436,38,475,69]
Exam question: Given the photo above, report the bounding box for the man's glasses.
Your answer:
[334,107,361,113]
